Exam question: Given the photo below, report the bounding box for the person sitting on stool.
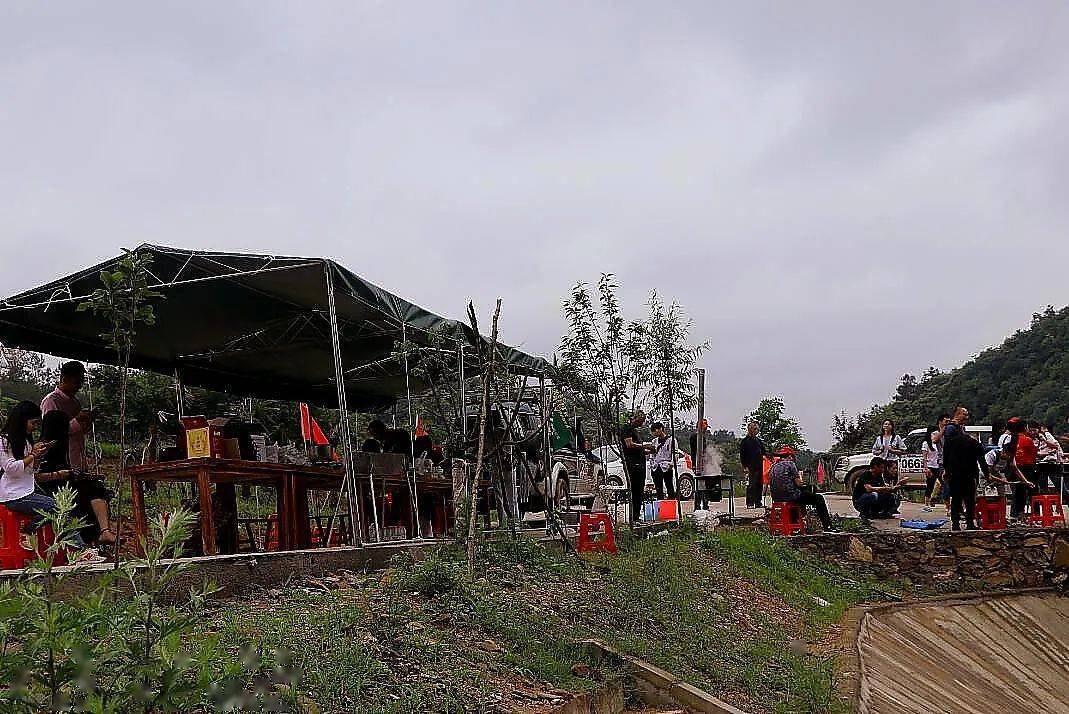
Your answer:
[852,457,900,520]
[768,445,834,531]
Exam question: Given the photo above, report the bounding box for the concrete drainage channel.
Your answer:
[546,640,749,714]
[841,588,1069,714]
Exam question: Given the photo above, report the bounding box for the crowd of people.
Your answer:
[0,361,112,563]
[916,408,1067,530]
[709,407,1067,534]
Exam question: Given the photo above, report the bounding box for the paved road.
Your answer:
[684,493,948,531]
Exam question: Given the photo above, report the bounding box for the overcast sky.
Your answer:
[3,2,1068,448]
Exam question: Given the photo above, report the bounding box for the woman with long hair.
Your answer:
[873,419,906,469]
[922,423,944,509]
[38,410,116,545]
[0,400,100,560]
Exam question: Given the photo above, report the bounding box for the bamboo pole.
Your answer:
[324,261,363,544]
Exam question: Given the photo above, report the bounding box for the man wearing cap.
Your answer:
[768,446,833,530]
[41,361,94,472]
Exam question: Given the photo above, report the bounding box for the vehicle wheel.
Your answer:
[554,475,570,511]
[677,475,695,500]
[845,469,868,496]
[605,473,624,488]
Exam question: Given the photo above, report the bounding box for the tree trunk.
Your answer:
[466,300,501,579]
[112,345,130,568]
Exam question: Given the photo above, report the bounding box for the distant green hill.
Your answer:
[832,305,1069,451]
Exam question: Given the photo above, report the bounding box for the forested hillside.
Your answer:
[832,305,1069,451]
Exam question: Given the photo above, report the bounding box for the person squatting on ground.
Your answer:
[648,422,677,500]
[768,446,833,530]
[739,421,766,509]
[852,457,900,520]
[0,401,103,563]
[942,406,990,531]
[618,411,652,522]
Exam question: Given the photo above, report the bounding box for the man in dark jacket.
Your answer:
[739,421,766,509]
[943,408,989,531]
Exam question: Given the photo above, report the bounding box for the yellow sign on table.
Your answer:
[186,427,211,458]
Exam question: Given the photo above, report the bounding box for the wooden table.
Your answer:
[129,456,454,555]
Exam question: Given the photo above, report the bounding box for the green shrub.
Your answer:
[0,486,275,712]
[394,547,465,598]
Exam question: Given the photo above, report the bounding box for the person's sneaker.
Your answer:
[69,549,106,566]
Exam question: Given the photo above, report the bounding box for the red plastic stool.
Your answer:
[0,505,65,570]
[576,513,617,554]
[1028,495,1066,528]
[975,495,1007,531]
[767,501,806,536]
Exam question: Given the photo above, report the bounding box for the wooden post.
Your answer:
[696,368,705,502]
[196,466,216,556]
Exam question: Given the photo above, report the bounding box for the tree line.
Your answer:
[831,304,1069,452]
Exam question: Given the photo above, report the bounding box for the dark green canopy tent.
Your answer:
[0,244,550,409]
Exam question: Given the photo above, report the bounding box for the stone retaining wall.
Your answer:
[789,528,1069,588]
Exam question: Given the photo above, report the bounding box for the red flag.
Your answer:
[414,414,428,438]
[299,403,330,446]
[816,460,826,485]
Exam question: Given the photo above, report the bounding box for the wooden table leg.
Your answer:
[130,475,147,555]
[216,483,238,554]
[197,466,216,556]
[279,475,295,550]
[293,482,310,549]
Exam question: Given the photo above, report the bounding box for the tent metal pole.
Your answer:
[84,367,101,470]
[401,321,421,538]
[540,374,551,535]
[324,261,364,545]
[174,369,185,419]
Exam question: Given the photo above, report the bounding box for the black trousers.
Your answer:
[746,466,763,508]
[625,459,646,521]
[948,472,976,528]
[788,492,832,528]
[42,476,112,542]
[651,467,675,500]
[1012,465,1037,517]
[924,468,943,500]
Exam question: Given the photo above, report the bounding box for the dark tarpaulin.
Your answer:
[0,244,550,408]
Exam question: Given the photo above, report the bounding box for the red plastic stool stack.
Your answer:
[975,495,1007,531]
[576,513,617,554]
[0,505,64,570]
[767,501,806,536]
[1028,495,1066,528]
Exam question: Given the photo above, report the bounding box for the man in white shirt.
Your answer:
[649,422,677,500]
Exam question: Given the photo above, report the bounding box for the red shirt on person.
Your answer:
[1016,433,1038,466]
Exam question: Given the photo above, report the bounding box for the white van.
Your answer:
[833,425,993,492]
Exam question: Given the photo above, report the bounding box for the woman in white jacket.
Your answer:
[0,400,98,560]
[872,420,907,484]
